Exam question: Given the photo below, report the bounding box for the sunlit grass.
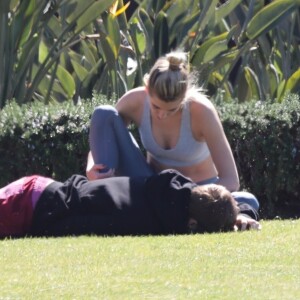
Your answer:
[1,220,300,299]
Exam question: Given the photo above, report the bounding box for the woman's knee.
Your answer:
[231,191,260,211]
[91,105,119,124]
[89,105,119,143]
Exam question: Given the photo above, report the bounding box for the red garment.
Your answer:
[0,176,40,237]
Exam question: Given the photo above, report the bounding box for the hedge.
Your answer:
[0,95,104,184]
[219,94,300,217]
[0,94,299,218]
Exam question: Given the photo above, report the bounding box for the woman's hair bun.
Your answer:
[166,52,187,71]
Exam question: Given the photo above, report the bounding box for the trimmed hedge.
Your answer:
[219,94,300,217]
[0,95,107,184]
[0,94,299,218]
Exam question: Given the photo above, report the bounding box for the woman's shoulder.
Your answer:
[117,86,147,108]
[186,89,215,113]
[121,86,147,99]
[116,87,148,124]
[187,90,224,140]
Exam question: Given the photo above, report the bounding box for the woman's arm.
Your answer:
[191,98,240,191]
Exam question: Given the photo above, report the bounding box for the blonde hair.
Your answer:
[189,184,238,233]
[144,51,190,102]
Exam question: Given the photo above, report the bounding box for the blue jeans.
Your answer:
[231,191,260,211]
[89,105,260,210]
[89,105,154,177]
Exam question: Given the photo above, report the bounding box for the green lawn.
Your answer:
[1,220,300,299]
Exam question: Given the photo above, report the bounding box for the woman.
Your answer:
[87,51,259,210]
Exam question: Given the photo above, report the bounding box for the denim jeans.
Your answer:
[89,105,154,177]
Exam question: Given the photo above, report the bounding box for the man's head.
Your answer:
[188,184,239,233]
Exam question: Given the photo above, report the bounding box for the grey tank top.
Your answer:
[138,98,210,167]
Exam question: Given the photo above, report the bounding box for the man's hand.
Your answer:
[234,214,262,231]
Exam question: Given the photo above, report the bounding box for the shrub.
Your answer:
[219,94,300,217]
[0,95,107,185]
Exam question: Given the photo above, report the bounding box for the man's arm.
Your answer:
[235,203,261,231]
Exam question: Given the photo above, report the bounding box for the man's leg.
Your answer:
[89,105,154,177]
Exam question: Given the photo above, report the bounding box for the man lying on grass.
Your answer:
[0,169,261,238]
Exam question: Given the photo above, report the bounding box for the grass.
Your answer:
[1,219,300,299]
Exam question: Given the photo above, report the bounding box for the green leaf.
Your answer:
[215,0,243,22]
[244,66,261,100]
[74,0,116,34]
[56,65,76,98]
[103,14,120,56]
[152,0,166,14]
[198,0,219,32]
[69,49,88,66]
[210,71,233,101]
[203,40,228,63]
[9,0,20,11]
[81,40,97,67]
[47,14,63,38]
[189,0,218,49]
[277,80,286,102]
[137,9,154,54]
[130,18,146,55]
[170,11,200,47]
[246,0,298,40]
[38,38,49,64]
[15,33,40,83]
[82,58,105,89]
[36,73,66,100]
[71,59,89,82]
[154,11,169,58]
[34,69,51,98]
[166,0,194,27]
[192,29,236,65]
[266,64,280,97]
[237,71,250,102]
[285,68,300,94]
[65,0,98,22]
[212,49,239,71]
[12,0,38,48]
[100,35,117,65]
[114,0,129,31]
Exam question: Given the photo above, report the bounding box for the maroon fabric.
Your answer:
[0,176,40,237]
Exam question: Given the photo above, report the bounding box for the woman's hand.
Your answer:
[86,163,115,180]
[234,214,262,231]
[86,152,115,180]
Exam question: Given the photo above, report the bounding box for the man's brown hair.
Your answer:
[189,184,238,233]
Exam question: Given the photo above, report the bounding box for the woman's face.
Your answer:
[149,93,182,120]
